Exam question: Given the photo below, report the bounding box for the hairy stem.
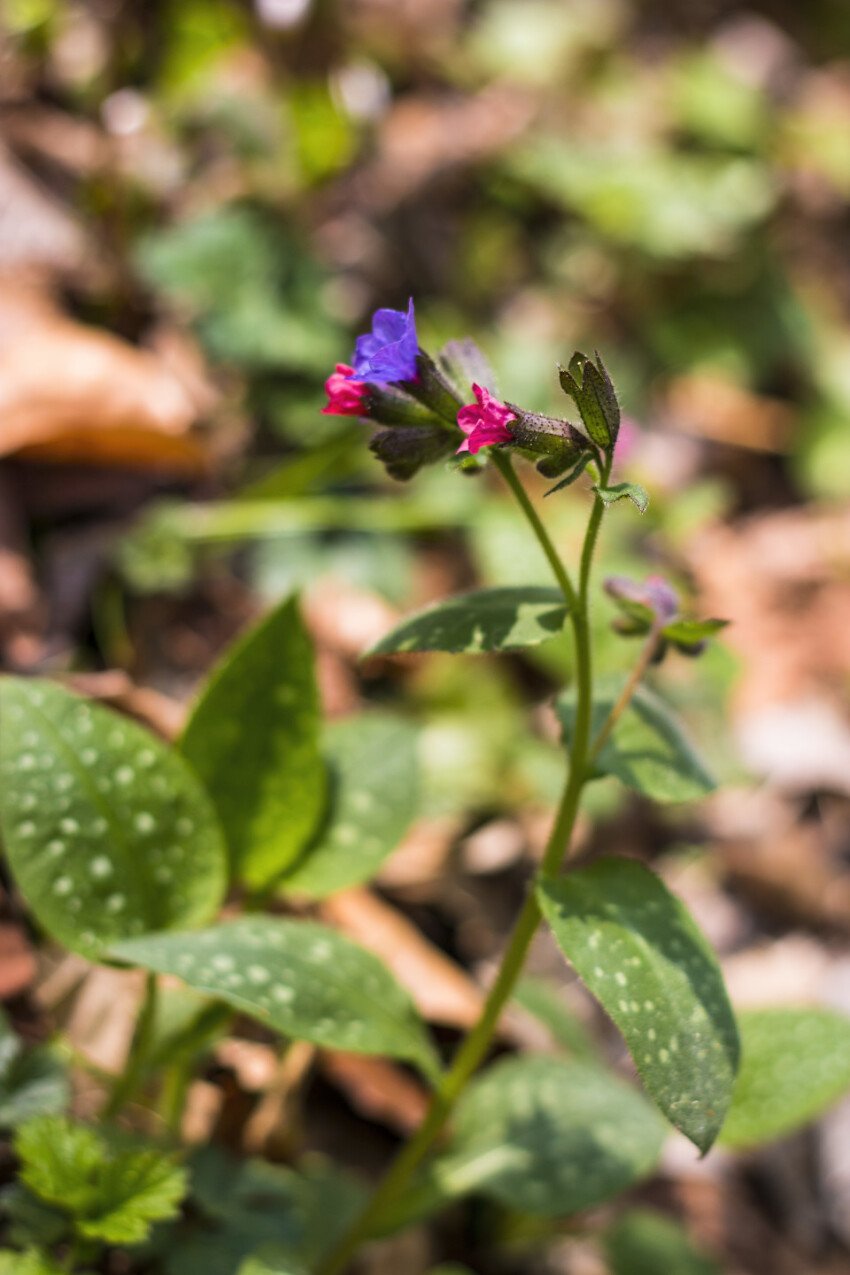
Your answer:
[317,453,608,1275]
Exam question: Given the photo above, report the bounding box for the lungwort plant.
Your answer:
[3,301,850,1275]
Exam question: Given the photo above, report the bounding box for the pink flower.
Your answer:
[322,363,367,416]
[456,384,515,455]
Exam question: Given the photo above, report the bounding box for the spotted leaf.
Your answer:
[538,858,739,1154]
[366,587,569,656]
[280,713,418,898]
[429,1055,664,1215]
[110,917,440,1082]
[0,678,227,960]
[180,595,325,890]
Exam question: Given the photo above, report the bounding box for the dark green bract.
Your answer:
[366,587,569,656]
[180,595,325,890]
[539,858,740,1154]
[0,678,227,960]
[720,1007,850,1148]
[111,917,439,1081]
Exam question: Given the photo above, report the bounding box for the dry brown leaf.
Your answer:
[0,282,209,472]
[0,922,37,1000]
[64,670,186,740]
[62,965,145,1075]
[242,1040,315,1155]
[319,1052,429,1136]
[320,887,485,1030]
[0,144,91,276]
[661,374,794,452]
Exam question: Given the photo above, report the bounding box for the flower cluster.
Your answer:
[322,298,625,484]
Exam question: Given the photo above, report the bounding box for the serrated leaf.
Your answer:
[720,1008,850,1149]
[180,596,325,890]
[538,858,740,1154]
[604,1209,720,1275]
[280,714,418,898]
[556,676,715,804]
[366,587,569,657]
[0,679,227,959]
[431,1055,664,1215]
[593,482,649,512]
[110,917,439,1080]
[15,1115,187,1245]
[0,1012,69,1128]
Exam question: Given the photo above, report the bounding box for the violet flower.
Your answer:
[349,299,419,383]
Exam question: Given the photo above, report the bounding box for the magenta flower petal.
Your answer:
[323,363,367,416]
[456,383,515,455]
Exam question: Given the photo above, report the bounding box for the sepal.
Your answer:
[370,425,457,481]
[559,351,620,450]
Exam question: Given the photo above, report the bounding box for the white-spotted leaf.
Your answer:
[0,678,227,959]
[431,1055,665,1215]
[180,595,325,890]
[557,676,715,804]
[720,1008,850,1149]
[280,713,418,898]
[366,587,569,657]
[110,917,439,1081]
[538,858,739,1154]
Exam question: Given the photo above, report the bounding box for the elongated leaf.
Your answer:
[367,587,569,657]
[432,1055,664,1215]
[539,858,739,1153]
[111,917,439,1080]
[180,596,325,890]
[544,452,593,497]
[720,1008,850,1149]
[604,1209,720,1275]
[0,678,227,959]
[280,714,418,898]
[556,676,715,804]
[0,1011,69,1128]
[594,482,649,512]
[662,618,728,648]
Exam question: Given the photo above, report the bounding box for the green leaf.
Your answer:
[593,482,649,512]
[512,977,598,1059]
[538,858,740,1154]
[0,1011,69,1128]
[280,714,418,898]
[720,1008,850,1149]
[431,1055,664,1215]
[164,1149,365,1275]
[0,1251,67,1275]
[556,676,715,804]
[110,917,439,1080]
[15,1116,187,1245]
[662,618,729,648]
[366,587,569,657]
[604,1209,720,1275]
[543,452,593,497]
[180,596,325,890]
[0,678,227,959]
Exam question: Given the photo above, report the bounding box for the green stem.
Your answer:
[103,972,158,1121]
[491,451,579,611]
[589,625,662,763]
[317,452,608,1275]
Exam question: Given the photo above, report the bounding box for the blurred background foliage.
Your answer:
[4,3,850,1269]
